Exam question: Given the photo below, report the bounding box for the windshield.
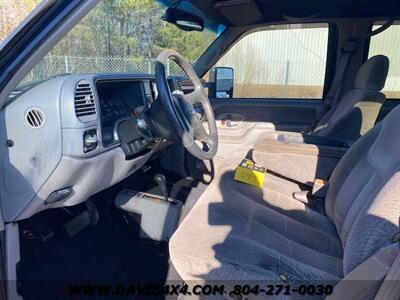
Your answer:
[19,0,218,86]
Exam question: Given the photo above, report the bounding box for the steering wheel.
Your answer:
[155,49,218,160]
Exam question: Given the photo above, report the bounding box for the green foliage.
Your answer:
[49,0,216,61]
[0,0,41,42]
[155,23,216,61]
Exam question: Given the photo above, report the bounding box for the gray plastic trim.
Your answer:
[15,147,153,221]
[5,223,22,300]
[0,75,165,221]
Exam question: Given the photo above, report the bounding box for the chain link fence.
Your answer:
[23,55,326,85]
[22,54,400,99]
[21,55,329,98]
[22,55,185,84]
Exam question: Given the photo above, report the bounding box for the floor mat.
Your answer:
[18,161,207,299]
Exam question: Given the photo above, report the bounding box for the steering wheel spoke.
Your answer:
[201,134,217,147]
[185,89,203,104]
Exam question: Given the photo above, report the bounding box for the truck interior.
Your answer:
[0,0,399,299]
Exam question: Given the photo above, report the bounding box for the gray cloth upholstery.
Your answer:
[252,55,389,184]
[169,105,400,293]
[170,162,344,283]
[324,104,400,274]
[354,55,389,90]
[313,55,389,140]
[312,89,385,140]
[327,243,399,300]
[252,135,346,184]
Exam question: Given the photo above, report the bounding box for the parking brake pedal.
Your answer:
[63,198,99,237]
[23,226,54,242]
[86,198,99,225]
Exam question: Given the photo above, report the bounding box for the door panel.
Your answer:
[209,97,322,162]
[212,98,321,131]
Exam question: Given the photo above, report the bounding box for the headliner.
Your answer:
[188,0,400,26]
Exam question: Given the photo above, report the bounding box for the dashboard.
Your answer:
[0,74,176,222]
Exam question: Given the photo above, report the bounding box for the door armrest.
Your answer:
[253,133,348,185]
[277,134,350,149]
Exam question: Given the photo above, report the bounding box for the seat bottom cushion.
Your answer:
[169,159,344,284]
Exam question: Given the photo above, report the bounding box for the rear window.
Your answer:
[369,22,400,99]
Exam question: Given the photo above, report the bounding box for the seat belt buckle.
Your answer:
[312,178,329,199]
[292,191,310,204]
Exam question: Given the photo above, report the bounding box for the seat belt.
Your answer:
[327,233,400,300]
[305,39,358,133]
[374,233,400,300]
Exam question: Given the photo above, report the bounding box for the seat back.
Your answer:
[325,104,400,275]
[313,55,389,143]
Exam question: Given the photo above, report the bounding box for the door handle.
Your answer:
[217,113,244,128]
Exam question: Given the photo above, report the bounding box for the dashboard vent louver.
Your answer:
[25,108,46,129]
[74,80,97,122]
[176,80,183,92]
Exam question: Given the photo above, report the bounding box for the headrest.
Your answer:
[355,55,389,91]
[368,104,400,176]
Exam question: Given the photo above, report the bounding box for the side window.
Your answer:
[210,23,329,99]
[369,22,400,99]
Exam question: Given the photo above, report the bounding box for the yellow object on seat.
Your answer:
[234,159,266,187]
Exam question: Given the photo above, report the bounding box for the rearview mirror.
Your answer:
[209,67,234,98]
[162,8,204,32]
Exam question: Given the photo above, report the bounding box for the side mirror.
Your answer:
[162,8,204,32]
[209,67,234,98]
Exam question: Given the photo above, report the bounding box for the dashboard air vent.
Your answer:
[25,108,46,129]
[74,80,97,122]
[176,80,183,92]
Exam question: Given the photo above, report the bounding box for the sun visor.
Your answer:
[214,0,263,26]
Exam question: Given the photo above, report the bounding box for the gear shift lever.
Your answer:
[154,174,168,202]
